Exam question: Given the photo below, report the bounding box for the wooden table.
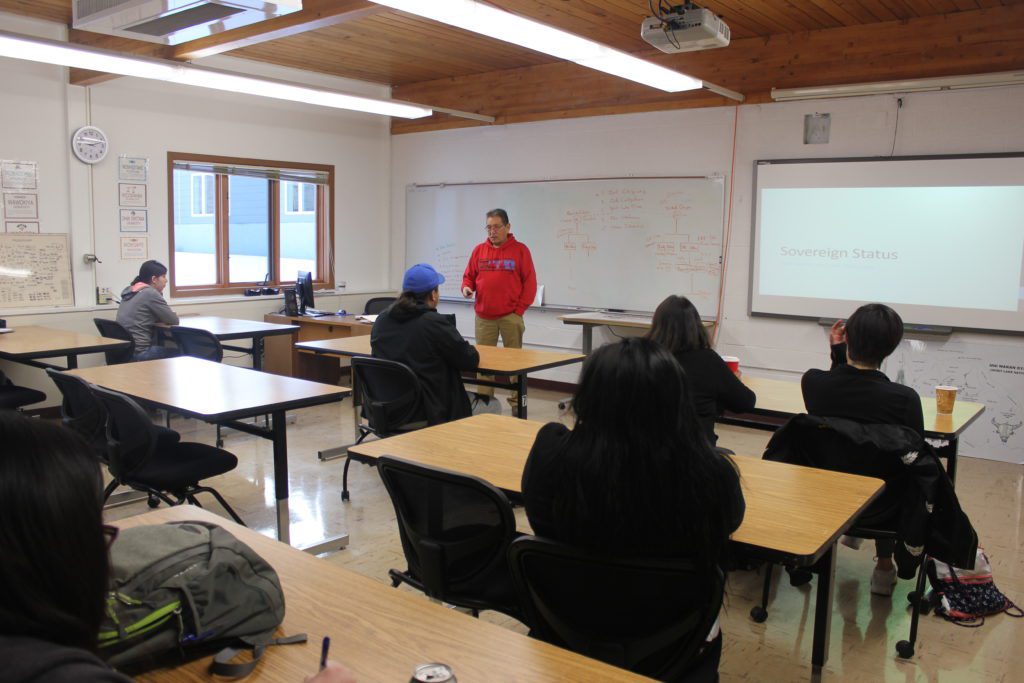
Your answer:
[114,506,651,682]
[296,335,585,421]
[558,312,714,354]
[264,313,372,381]
[69,357,349,550]
[162,316,298,371]
[733,375,986,482]
[0,325,130,370]
[349,414,884,670]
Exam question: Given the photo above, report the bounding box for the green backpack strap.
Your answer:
[209,632,308,679]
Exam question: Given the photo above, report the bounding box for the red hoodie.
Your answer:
[462,234,537,320]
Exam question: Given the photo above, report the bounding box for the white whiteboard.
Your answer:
[0,233,74,309]
[405,177,726,314]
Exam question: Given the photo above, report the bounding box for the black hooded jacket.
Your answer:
[370,301,480,425]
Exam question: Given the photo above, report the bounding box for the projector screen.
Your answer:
[750,154,1024,333]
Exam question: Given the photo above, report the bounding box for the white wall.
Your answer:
[391,86,1024,383]
[0,12,396,404]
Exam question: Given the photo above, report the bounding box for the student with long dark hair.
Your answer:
[521,338,745,677]
[116,260,179,360]
[646,295,755,444]
[0,412,354,683]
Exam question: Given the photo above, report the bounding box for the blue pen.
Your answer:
[319,636,331,671]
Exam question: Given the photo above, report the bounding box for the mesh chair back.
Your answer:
[170,327,223,363]
[91,386,159,481]
[364,297,396,315]
[93,318,135,364]
[377,456,517,603]
[46,369,109,459]
[352,357,423,435]
[508,536,724,680]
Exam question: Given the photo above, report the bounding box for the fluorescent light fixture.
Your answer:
[772,71,1024,101]
[0,30,432,119]
[369,0,724,95]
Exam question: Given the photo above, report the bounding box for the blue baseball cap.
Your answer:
[402,263,446,294]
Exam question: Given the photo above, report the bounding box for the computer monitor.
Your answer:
[296,270,315,315]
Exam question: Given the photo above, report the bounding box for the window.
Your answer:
[169,153,333,297]
[190,173,215,217]
[283,181,316,214]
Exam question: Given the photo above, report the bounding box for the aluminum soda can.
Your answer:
[410,662,456,683]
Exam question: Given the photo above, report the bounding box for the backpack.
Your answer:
[927,549,1023,627]
[99,521,306,677]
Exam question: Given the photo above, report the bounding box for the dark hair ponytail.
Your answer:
[131,259,168,286]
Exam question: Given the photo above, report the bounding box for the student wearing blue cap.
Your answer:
[371,263,495,424]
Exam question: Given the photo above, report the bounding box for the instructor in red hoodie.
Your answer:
[461,208,538,408]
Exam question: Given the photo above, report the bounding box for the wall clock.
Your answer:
[71,125,109,164]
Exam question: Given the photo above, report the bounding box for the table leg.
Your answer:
[946,437,958,485]
[270,409,290,545]
[316,370,360,462]
[517,373,527,419]
[252,337,263,371]
[581,325,593,355]
[812,546,836,669]
[66,354,78,370]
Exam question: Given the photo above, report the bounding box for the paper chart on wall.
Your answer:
[0,233,74,308]
[885,338,1024,464]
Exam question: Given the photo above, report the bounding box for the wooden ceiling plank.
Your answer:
[803,0,866,25]
[172,0,384,60]
[846,0,902,21]
[392,3,1024,134]
[0,0,69,24]
[66,28,175,86]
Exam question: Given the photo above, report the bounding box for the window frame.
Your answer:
[168,152,334,298]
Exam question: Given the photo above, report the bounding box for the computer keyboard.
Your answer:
[303,308,328,317]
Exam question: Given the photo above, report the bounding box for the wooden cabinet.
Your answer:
[263,313,372,382]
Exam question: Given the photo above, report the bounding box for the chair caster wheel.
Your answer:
[895,640,914,658]
[341,491,350,502]
[750,606,768,623]
[147,494,160,509]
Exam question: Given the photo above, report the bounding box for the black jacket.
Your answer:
[802,343,924,434]
[673,348,756,444]
[0,635,132,683]
[764,414,978,572]
[370,301,479,425]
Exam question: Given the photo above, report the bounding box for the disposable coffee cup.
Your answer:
[721,355,740,375]
[935,386,958,414]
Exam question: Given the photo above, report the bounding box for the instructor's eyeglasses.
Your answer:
[485,224,507,232]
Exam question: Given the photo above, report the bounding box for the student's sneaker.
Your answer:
[870,566,898,596]
[840,535,864,550]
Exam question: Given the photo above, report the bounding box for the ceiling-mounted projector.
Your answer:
[641,4,730,53]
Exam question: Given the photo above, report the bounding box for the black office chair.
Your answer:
[508,536,725,682]
[342,357,427,501]
[93,318,136,364]
[46,368,110,460]
[377,456,523,620]
[169,326,229,446]
[0,369,46,411]
[752,414,934,659]
[91,385,245,525]
[363,297,396,315]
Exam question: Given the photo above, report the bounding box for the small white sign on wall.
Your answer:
[119,183,147,207]
[1,160,38,190]
[119,156,148,182]
[3,192,38,219]
[120,236,148,259]
[5,221,40,233]
[119,208,148,232]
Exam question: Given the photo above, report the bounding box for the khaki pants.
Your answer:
[475,313,525,399]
